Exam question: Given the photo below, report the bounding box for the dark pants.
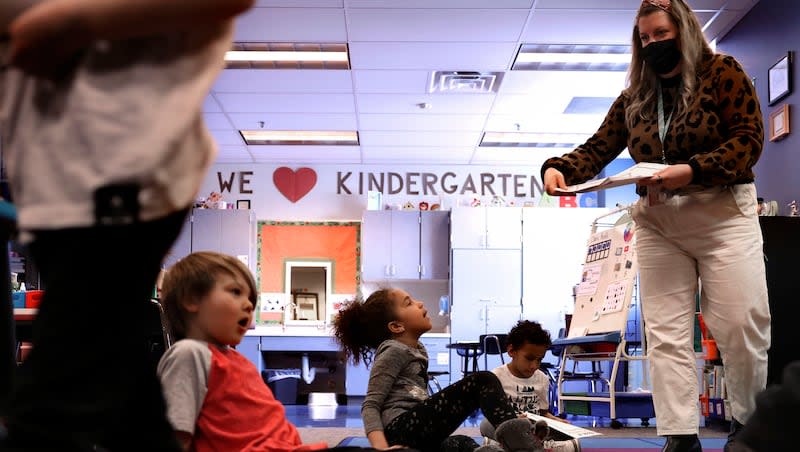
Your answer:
[734,361,800,452]
[385,371,518,452]
[5,210,187,451]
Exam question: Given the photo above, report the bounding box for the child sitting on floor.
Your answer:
[333,288,546,452]
[479,321,580,452]
[157,251,330,452]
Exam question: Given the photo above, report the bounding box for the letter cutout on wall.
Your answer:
[273,167,317,203]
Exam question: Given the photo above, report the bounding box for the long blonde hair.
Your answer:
[624,0,712,128]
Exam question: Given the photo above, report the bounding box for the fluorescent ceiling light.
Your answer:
[515,53,631,64]
[241,130,359,146]
[480,132,590,148]
[225,51,349,63]
[225,43,350,69]
[514,44,630,71]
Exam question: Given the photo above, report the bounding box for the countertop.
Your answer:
[246,325,450,338]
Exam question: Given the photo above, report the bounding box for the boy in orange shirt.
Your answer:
[157,251,329,452]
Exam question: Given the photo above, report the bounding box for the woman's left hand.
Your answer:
[640,163,694,191]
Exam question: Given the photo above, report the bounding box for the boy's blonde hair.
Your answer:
[161,251,257,341]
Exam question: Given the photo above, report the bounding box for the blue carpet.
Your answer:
[336,436,727,450]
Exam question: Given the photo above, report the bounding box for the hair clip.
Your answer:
[641,0,671,12]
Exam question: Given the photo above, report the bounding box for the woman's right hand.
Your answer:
[543,168,567,195]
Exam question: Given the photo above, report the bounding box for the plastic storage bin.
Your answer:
[262,369,301,405]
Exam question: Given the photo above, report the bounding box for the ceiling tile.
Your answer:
[210,129,246,146]
[203,95,223,113]
[358,113,488,131]
[255,0,343,6]
[470,147,561,166]
[346,9,529,42]
[213,70,354,93]
[228,113,358,131]
[204,113,235,130]
[359,131,481,148]
[349,42,518,71]
[234,8,347,41]
[353,70,430,94]
[522,10,637,45]
[248,146,362,163]
[215,93,356,113]
[346,0,533,8]
[361,146,473,164]
[356,93,496,115]
[500,71,626,95]
[214,145,254,164]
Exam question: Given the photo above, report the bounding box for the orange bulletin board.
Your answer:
[258,221,360,294]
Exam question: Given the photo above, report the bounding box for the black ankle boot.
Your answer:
[724,419,745,452]
[661,434,702,452]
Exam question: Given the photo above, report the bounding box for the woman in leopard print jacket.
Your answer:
[542,2,769,452]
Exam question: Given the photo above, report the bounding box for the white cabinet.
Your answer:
[164,209,257,276]
[361,211,449,281]
[450,248,522,378]
[420,212,450,280]
[451,207,521,249]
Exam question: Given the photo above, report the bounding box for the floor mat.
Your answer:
[336,436,726,451]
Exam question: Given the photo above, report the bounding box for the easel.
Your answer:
[553,204,653,428]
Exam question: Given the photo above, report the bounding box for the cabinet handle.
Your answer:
[384,265,390,276]
[391,264,396,276]
[420,264,425,276]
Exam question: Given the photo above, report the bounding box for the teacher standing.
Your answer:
[541,1,770,452]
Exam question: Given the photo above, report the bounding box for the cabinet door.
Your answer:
[485,207,521,249]
[450,207,486,249]
[450,249,522,343]
[361,211,392,280]
[390,211,421,279]
[191,209,222,252]
[451,249,521,378]
[345,361,370,396]
[237,336,262,374]
[420,211,450,280]
[220,210,255,274]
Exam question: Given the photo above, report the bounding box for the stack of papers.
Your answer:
[525,412,602,439]
[555,162,668,194]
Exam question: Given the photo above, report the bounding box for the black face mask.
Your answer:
[641,38,682,74]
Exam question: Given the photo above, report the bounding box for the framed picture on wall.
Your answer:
[769,103,790,142]
[768,52,792,106]
[236,199,251,210]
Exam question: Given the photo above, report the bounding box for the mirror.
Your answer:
[284,260,332,327]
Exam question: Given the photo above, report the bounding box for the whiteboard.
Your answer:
[567,220,638,338]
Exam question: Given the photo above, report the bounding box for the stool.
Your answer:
[446,342,483,377]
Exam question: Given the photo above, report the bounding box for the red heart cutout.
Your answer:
[273,167,317,203]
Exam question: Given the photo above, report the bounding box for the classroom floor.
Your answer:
[284,399,730,436]
[287,401,730,451]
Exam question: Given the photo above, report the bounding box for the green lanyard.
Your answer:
[657,81,676,165]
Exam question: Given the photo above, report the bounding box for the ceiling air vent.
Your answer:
[428,71,503,94]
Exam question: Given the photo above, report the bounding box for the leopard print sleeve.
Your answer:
[687,55,763,185]
[540,94,629,185]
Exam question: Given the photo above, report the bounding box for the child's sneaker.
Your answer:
[495,418,545,452]
[543,438,581,452]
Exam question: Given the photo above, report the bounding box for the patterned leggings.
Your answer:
[384,371,517,451]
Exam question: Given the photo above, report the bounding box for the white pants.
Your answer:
[631,183,771,436]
